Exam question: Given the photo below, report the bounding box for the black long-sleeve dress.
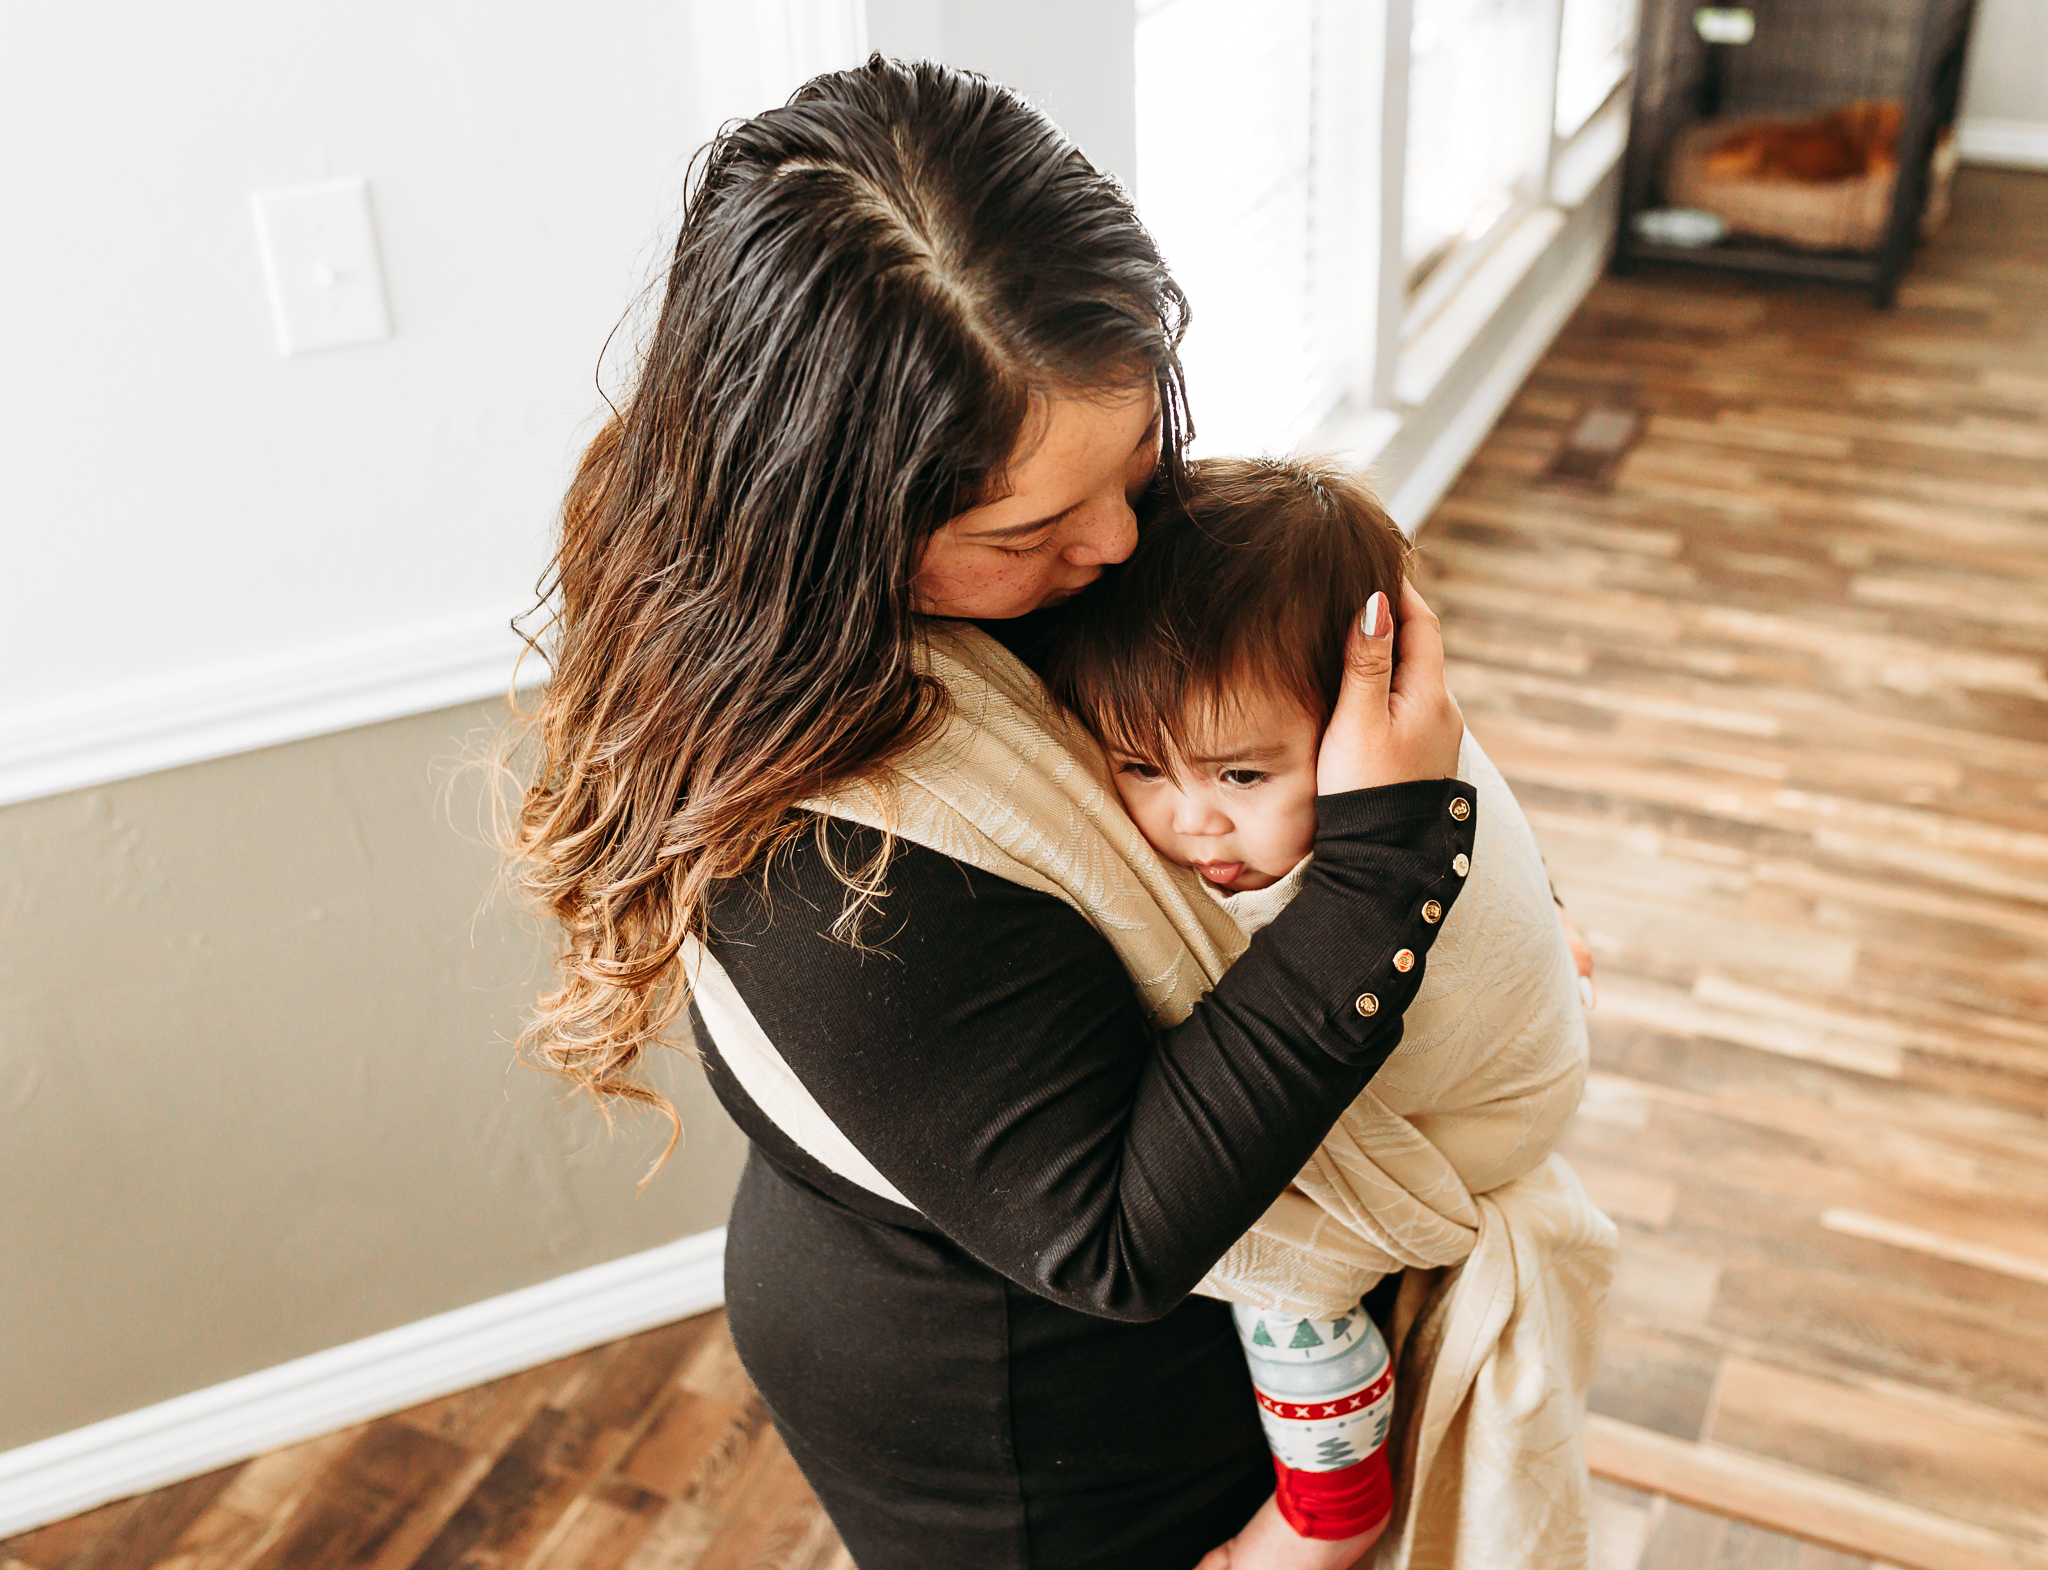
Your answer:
[699,706,1475,1569]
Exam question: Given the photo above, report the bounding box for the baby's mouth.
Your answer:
[1193,861,1245,887]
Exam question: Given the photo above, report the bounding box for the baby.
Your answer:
[1046,457,1411,1550]
[1048,457,1566,1555]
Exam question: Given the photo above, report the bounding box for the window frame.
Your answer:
[1372,0,1635,414]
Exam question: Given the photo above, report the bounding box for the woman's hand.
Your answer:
[1558,904,1596,1010]
[1317,580,1464,796]
[1195,1496,1387,1570]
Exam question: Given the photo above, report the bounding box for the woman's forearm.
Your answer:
[707,790,1475,1319]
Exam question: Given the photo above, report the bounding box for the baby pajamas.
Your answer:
[1232,1301,1396,1539]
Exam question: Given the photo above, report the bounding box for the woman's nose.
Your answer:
[1063,493,1138,568]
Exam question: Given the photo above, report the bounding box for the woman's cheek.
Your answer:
[984,559,1051,615]
[1006,556,1079,614]
[916,550,1026,617]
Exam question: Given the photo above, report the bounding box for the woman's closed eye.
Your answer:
[996,533,1057,559]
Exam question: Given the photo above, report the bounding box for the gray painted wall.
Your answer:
[0,702,746,1450]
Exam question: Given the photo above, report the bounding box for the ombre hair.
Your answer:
[1049,458,1409,770]
[506,56,1189,1149]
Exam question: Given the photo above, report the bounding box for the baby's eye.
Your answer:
[1221,769,1269,788]
[1119,761,1165,782]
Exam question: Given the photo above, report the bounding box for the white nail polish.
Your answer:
[1578,976,1595,1011]
[1360,591,1387,637]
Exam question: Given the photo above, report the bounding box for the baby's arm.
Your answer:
[1233,1300,1396,1541]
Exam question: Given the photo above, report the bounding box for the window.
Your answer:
[1136,0,1320,456]
[1554,0,1640,137]
[1136,0,1383,456]
[1134,0,1634,463]
[1403,0,1558,288]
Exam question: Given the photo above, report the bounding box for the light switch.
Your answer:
[250,177,393,357]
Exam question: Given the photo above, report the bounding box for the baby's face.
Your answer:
[1107,685,1321,893]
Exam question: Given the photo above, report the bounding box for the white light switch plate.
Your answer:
[250,177,393,357]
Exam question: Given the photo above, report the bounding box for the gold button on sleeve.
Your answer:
[1422,899,1442,924]
[1449,797,1471,821]
[1392,948,1416,973]
[1452,852,1470,877]
[1355,992,1380,1017]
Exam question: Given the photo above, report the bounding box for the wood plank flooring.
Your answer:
[1592,1477,1899,1570]
[9,166,2043,1569]
[2,1315,850,1570]
[1417,165,2048,1565]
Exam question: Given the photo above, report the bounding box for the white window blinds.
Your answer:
[1554,0,1640,137]
[1137,0,1318,456]
[1402,0,1558,283]
[1136,0,1384,456]
[1134,0,1632,462]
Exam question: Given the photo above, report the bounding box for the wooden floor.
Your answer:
[1591,1477,1897,1570]
[2,1315,848,1570]
[1422,164,2048,1567]
[10,167,2045,1570]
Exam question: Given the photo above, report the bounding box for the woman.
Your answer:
[513,57,1470,1569]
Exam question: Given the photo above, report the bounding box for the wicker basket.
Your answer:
[1665,118,1896,251]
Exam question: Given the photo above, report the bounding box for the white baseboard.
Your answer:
[0,608,546,810]
[1385,220,1610,535]
[0,1228,725,1539]
[1957,117,2048,170]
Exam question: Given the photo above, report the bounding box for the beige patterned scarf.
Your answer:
[797,621,1617,1569]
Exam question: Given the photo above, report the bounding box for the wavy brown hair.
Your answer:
[507,56,1190,1151]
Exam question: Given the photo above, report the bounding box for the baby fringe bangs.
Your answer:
[1049,456,1410,773]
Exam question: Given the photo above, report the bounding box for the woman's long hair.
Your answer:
[508,56,1189,1147]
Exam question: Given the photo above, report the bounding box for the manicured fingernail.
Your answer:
[1359,591,1388,638]
[1578,976,1596,1012]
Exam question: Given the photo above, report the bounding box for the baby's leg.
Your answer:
[1232,1301,1396,1540]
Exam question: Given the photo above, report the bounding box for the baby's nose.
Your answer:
[1172,796,1232,837]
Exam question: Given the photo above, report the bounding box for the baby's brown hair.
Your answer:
[1049,456,1409,769]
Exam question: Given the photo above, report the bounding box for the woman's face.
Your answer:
[914,383,1162,619]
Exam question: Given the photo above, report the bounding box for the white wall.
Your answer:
[1959,0,2048,167]
[1961,0,2048,124]
[0,4,860,802]
[867,0,1139,187]
[0,1,1122,805]
[2,7,687,708]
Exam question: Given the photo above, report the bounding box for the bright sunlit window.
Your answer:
[1403,0,1557,287]
[1554,0,1640,136]
[1135,0,1320,456]
[1136,0,1635,456]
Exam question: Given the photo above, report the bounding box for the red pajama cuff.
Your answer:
[1271,1450,1393,1541]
